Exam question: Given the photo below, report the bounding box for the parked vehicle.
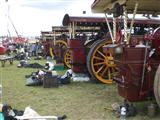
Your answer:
[91,0,160,107]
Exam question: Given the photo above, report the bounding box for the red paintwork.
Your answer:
[102,26,160,102]
[62,14,160,27]
[0,45,6,55]
[68,39,87,73]
[10,37,27,44]
[112,28,160,101]
[42,41,52,56]
[113,47,159,102]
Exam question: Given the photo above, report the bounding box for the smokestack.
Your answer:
[83,11,86,14]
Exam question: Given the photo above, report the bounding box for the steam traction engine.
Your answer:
[91,0,160,107]
[62,14,160,84]
[41,28,69,64]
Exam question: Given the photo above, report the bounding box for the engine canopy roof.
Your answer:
[92,0,160,15]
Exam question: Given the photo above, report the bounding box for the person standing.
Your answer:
[31,43,36,56]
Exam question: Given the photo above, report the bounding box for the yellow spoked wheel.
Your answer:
[49,47,54,58]
[54,40,68,63]
[55,40,67,48]
[87,39,117,84]
[63,49,72,68]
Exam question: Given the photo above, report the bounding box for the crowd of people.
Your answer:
[6,42,44,59]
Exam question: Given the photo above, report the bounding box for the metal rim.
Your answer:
[87,39,117,84]
[55,40,68,64]
[63,49,72,69]
[154,65,160,107]
[55,40,67,48]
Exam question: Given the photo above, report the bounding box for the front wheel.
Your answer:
[63,49,72,69]
[87,39,117,84]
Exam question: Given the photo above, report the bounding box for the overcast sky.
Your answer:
[0,0,103,37]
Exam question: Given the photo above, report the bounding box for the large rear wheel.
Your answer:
[87,39,117,84]
[55,40,67,48]
[154,65,160,107]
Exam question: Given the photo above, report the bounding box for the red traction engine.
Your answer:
[62,14,109,74]
[113,27,160,103]
[91,0,160,109]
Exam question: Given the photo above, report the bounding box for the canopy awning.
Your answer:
[62,14,107,26]
[62,14,160,26]
[91,0,160,14]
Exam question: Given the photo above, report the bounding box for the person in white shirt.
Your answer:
[135,40,146,47]
[120,106,127,120]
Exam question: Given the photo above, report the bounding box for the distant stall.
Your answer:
[13,37,28,44]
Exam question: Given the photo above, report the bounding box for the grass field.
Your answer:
[0,58,160,120]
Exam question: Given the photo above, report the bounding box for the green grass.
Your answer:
[0,58,160,119]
